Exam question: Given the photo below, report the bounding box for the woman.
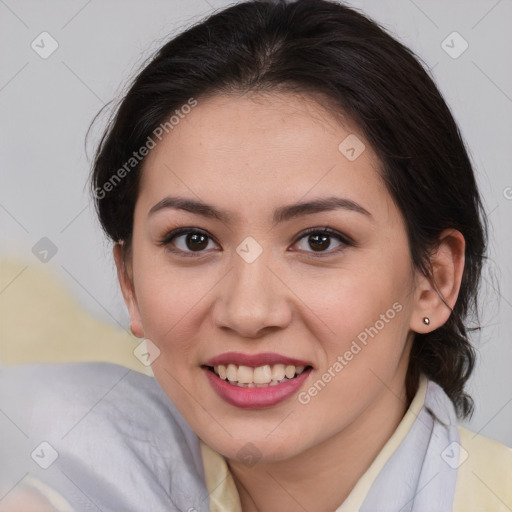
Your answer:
[1,0,510,510]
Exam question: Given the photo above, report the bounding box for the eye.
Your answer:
[159,228,219,256]
[159,226,352,258]
[291,227,352,255]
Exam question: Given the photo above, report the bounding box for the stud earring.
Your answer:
[423,317,430,325]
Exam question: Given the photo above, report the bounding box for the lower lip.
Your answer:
[204,367,312,409]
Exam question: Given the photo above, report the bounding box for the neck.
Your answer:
[228,370,412,512]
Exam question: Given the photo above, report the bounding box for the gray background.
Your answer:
[1,0,511,445]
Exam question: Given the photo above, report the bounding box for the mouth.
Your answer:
[201,353,314,409]
[204,363,312,388]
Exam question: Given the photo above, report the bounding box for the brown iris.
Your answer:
[186,232,209,251]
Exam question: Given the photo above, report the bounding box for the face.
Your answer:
[119,92,422,463]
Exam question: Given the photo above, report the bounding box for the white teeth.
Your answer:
[226,364,238,382]
[271,364,285,381]
[237,365,253,384]
[284,365,295,379]
[212,363,308,386]
[253,365,272,384]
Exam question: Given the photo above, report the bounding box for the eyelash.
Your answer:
[158,226,353,258]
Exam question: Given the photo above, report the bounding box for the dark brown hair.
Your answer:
[90,0,488,418]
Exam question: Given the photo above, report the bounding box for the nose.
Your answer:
[212,250,292,339]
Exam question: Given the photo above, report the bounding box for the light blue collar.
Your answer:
[360,379,460,511]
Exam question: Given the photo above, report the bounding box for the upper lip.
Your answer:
[203,352,313,368]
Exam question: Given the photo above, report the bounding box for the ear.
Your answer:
[410,229,465,333]
[113,243,144,338]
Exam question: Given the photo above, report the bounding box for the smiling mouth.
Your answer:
[204,363,313,388]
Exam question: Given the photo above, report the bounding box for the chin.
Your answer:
[205,425,314,465]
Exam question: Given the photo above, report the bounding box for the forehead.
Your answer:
[138,92,392,225]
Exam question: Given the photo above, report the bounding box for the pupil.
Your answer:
[310,233,330,251]
[184,232,331,252]
[187,233,208,251]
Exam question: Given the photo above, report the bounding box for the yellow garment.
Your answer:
[0,256,150,375]
[199,375,512,511]
[199,376,428,512]
[453,427,512,511]
[200,440,244,512]
[2,255,510,510]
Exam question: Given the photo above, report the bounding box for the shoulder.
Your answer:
[453,425,512,511]
[0,362,209,512]
[0,361,174,440]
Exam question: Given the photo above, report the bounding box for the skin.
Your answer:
[0,487,58,512]
[115,92,465,511]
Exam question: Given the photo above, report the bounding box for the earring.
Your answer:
[423,317,430,325]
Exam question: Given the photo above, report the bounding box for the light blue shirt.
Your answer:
[0,362,210,511]
[0,361,468,511]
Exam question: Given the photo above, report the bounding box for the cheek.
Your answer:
[291,268,414,437]
[132,253,190,339]
[132,252,223,366]
[302,257,413,369]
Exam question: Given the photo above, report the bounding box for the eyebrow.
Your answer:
[148,196,372,224]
